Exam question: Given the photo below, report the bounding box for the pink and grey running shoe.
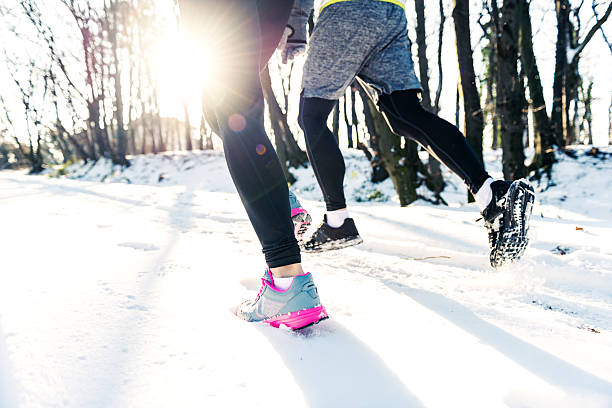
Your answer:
[237,270,329,330]
[289,190,312,242]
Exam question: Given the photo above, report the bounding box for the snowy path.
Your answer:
[1,165,611,407]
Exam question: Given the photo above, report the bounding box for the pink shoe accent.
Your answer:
[256,269,275,298]
[291,207,308,218]
[264,305,328,330]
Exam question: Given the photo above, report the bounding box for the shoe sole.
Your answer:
[292,212,312,242]
[301,235,364,253]
[294,315,330,331]
[263,305,329,330]
[490,180,535,268]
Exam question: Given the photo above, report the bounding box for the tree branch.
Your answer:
[570,1,612,68]
[593,0,612,54]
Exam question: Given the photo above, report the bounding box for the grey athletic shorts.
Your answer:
[302,1,422,100]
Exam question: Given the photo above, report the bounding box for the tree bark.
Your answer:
[415,0,444,196]
[551,0,612,146]
[360,90,418,206]
[344,93,353,148]
[496,0,526,180]
[609,97,612,145]
[351,86,359,143]
[583,81,593,145]
[260,66,293,182]
[109,1,128,165]
[453,0,484,199]
[183,99,193,151]
[200,95,214,150]
[260,66,308,170]
[414,0,432,111]
[487,42,499,150]
[551,0,577,146]
[516,0,556,174]
[433,0,446,115]
[332,101,340,143]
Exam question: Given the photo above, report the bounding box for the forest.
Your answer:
[0,0,611,202]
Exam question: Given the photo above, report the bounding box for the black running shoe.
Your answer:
[483,179,535,268]
[302,216,363,253]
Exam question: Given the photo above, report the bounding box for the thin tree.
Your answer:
[517,0,557,176]
[260,65,308,182]
[494,0,526,180]
[182,98,193,151]
[453,0,485,197]
[551,0,612,145]
[414,0,445,198]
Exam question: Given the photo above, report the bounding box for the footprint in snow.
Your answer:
[118,242,159,251]
[125,304,149,312]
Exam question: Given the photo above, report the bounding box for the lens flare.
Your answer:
[228,114,247,132]
[255,144,267,155]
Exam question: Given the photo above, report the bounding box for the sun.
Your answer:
[155,31,218,119]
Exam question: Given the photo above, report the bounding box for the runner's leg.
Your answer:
[378,90,490,196]
[179,0,300,270]
[298,96,346,211]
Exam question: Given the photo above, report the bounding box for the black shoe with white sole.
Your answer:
[483,179,535,268]
[301,216,363,253]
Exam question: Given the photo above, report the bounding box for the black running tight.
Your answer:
[299,96,347,211]
[299,90,490,211]
[179,0,300,268]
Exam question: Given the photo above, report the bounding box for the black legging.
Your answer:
[179,0,300,268]
[299,90,490,211]
[299,97,347,211]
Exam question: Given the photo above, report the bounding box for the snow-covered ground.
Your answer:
[1,147,611,407]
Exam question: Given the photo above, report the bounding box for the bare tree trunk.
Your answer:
[198,111,211,150]
[483,17,499,150]
[140,121,147,154]
[414,0,445,196]
[551,0,570,145]
[358,90,388,183]
[433,0,446,115]
[516,0,556,175]
[453,0,485,200]
[414,0,432,111]
[363,97,418,206]
[583,81,593,145]
[260,66,308,169]
[344,93,353,148]
[496,0,526,180]
[260,67,293,182]
[149,111,157,154]
[609,97,612,145]
[199,96,214,150]
[332,101,340,143]
[153,93,165,152]
[183,99,193,151]
[550,0,589,146]
[351,86,359,144]
[109,1,128,165]
[175,119,182,151]
[455,84,461,128]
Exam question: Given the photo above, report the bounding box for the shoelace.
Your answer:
[255,273,273,300]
